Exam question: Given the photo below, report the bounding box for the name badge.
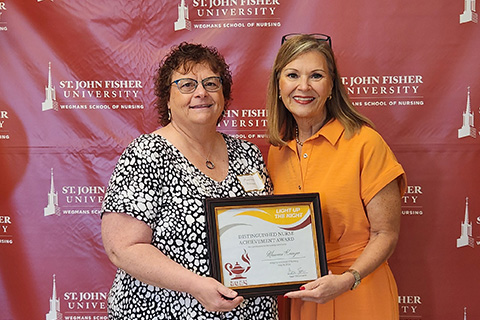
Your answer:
[237,172,265,192]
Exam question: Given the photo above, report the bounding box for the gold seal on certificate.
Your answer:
[205,193,328,297]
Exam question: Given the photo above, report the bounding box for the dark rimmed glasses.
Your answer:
[281,33,332,47]
[171,76,222,94]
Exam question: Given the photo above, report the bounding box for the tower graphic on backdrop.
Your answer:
[174,0,191,31]
[460,0,478,23]
[45,274,62,320]
[44,168,60,216]
[457,197,474,248]
[458,87,476,139]
[42,62,59,111]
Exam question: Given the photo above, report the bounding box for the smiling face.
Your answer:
[169,63,225,129]
[278,50,333,127]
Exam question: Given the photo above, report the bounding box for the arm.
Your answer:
[101,212,243,312]
[347,178,402,282]
[284,179,402,303]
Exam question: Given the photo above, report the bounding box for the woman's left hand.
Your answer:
[284,179,402,304]
[283,270,354,304]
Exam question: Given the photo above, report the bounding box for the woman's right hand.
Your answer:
[189,276,244,312]
[102,212,243,312]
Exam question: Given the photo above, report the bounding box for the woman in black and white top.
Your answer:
[101,42,278,320]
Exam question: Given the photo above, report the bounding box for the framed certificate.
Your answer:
[205,193,327,297]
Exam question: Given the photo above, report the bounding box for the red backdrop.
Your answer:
[1,0,479,319]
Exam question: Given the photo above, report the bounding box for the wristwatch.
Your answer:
[344,269,361,290]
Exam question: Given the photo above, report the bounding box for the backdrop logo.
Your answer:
[46,274,62,320]
[456,197,477,248]
[460,0,478,24]
[174,0,191,31]
[400,297,471,320]
[63,291,108,314]
[41,62,144,112]
[174,0,282,31]
[44,167,106,216]
[0,110,9,140]
[217,107,267,140]
[45,168,61,216]
[46,274,108,319]
[0,215,13,245]
[458,87,477,139]
[401,185,423,216]
[399,295,422,318]
[342,74,424,108]
[42,62,59,111]
[0,1,7,32]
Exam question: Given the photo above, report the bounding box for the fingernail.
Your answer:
[283,295,289,299]
[300,286,305,290]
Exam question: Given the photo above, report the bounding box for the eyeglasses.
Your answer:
[171,76,222,94]
[281,33,332,47]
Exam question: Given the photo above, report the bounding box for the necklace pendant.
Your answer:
[205,160,215,170]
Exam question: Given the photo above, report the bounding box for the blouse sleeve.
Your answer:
[101,136,162,228]
[360,128,407,205]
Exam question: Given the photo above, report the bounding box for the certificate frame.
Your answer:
[205,193,327,297]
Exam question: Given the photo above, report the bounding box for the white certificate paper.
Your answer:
[205,194,327,297]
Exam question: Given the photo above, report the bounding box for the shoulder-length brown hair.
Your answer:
[266,34,373,146]
[154,42,233,127]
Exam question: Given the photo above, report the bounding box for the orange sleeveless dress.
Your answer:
[267,120,406,320]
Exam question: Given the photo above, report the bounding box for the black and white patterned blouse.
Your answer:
[101,133,278,320]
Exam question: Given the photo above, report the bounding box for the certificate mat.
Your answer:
[205,193,327,297]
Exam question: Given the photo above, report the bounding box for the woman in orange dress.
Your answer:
[266,34,406,320]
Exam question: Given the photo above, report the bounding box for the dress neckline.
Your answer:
[148,133,231,184]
